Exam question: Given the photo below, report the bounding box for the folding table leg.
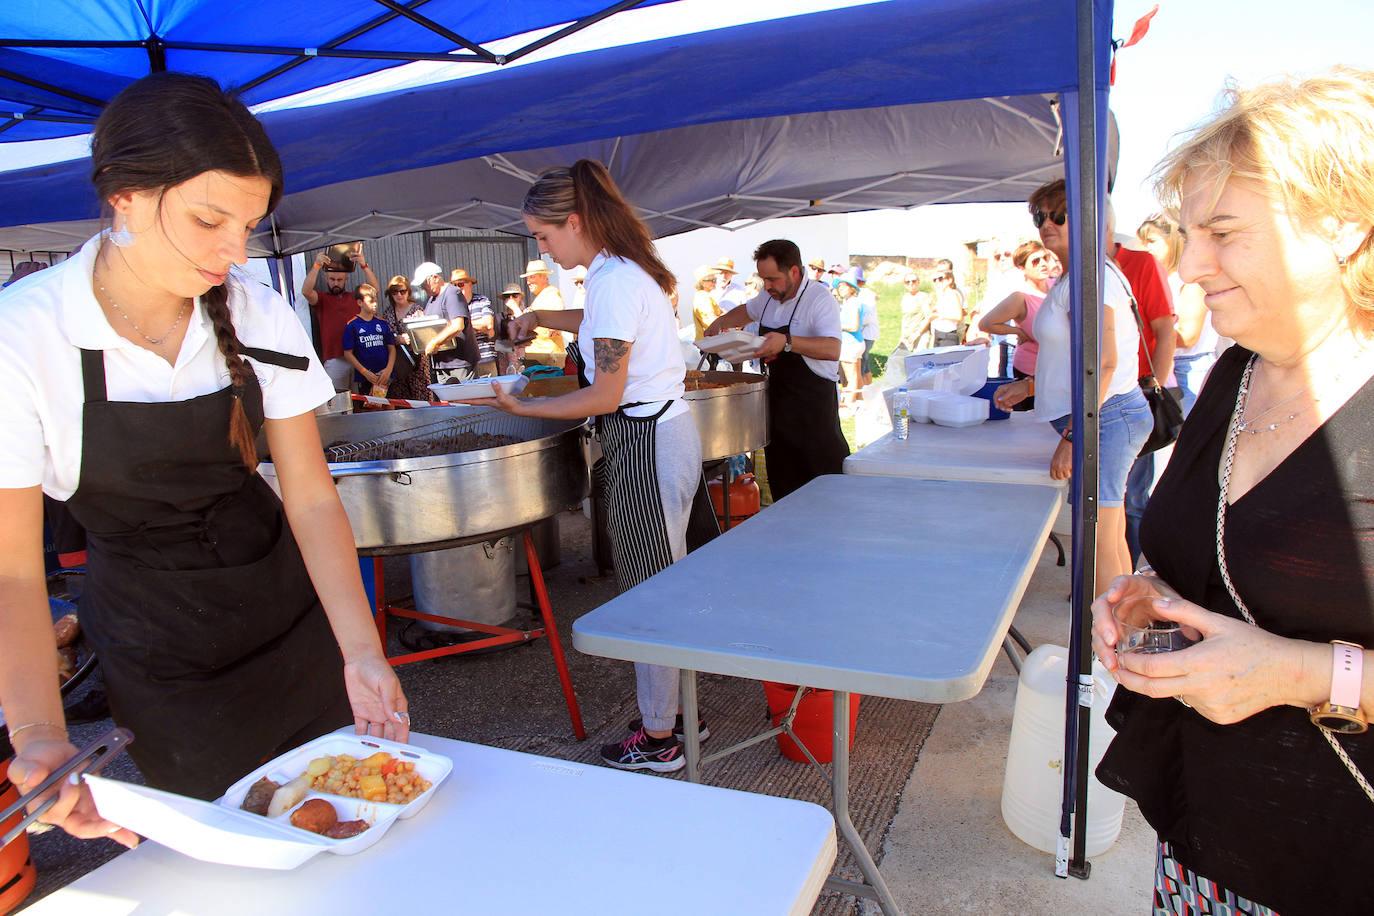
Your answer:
[828,689,904,916]
[524,531,587,740]
[681,670,701,783]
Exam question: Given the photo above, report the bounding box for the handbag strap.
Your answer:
[1216,354,1374,803]
[1104,258,1163,390]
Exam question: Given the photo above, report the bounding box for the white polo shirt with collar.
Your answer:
[743,278,841,381]
[0,233,334,501]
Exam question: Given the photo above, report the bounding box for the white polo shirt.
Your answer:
[0,233,334,500]
[580,251,688,423]
[744,278,841,381]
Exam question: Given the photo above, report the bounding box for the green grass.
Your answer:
[840,283,907,450]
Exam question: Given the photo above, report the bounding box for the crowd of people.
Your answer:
[302,247,582,400]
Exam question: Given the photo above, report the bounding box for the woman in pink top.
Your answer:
[978,241,1054,407]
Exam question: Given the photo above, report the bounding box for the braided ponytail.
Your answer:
[89,73,285,469]
[202,282,259,468]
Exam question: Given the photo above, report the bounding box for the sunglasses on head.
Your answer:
[1032,208,1067,229]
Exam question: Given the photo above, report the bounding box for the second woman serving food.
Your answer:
[458,159,703,773]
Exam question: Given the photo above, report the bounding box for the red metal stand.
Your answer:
[370,529,586,740]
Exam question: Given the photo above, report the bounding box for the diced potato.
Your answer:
[306,756,334,778]
[359,773,386,800]
[361,752,391,769]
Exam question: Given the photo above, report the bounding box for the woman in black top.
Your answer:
[1090,68,1374,914]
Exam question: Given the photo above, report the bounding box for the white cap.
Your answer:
[411,261,443,286]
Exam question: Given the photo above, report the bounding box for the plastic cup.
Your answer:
[1113,595,1199,655]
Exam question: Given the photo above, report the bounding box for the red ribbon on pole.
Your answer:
[1111,4,1159,85]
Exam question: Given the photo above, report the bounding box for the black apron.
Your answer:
[758,282,850,501]
[64,347,349,799]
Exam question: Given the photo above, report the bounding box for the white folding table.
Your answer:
[572,475,1060,915]
[26,733,836,916]
[844,412,1067,489]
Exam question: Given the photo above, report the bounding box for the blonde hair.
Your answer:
[1136,214,1183,274]
[1155,67,1374,319]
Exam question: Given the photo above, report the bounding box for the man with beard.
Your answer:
[705,239,848,500]
[302,244,380,391]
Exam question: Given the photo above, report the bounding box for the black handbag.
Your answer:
[1109,260,1184,456]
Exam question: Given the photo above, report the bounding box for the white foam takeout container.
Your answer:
[695,330,764,360]
[928,393,989,428]
[429,373,529,402]
[86,734,452,870]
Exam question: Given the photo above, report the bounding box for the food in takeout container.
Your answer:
[429,373,529,402]
[86,734,452,870]
[696,330,763,363]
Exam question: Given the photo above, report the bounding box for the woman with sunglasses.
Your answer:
[994,179,1152,595]
[378,275,430,401]
[978,241,1055,407]
[928,271,964,346]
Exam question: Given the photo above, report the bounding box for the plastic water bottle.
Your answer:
[893,387,910,440]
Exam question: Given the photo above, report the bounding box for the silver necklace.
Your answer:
[1235,384,1310,435]
[96,278,190,346]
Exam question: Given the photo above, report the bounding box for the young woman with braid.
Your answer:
[0,73,409,841]
[457,160,704,772]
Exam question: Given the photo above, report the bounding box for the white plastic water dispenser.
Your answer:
[1000,643,1126,857]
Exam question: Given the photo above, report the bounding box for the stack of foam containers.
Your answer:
[928,393,989,428]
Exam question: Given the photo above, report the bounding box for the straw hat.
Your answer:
[569,265,588,282]
[712,257,737,275]
[693,265,717,283]
[807,256,825,270]
[500,283,524,298]
[520,259,552,278]
[450,268,476,285]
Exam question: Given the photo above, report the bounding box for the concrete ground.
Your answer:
[877,532,1156,915]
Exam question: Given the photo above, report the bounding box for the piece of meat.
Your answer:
[289,798,339,835]
[324,819,370,839]
[53,614,80,649]
[240,777,280,816]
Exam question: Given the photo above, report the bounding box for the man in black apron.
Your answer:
[705,239,849,501]
[65,347,350,799]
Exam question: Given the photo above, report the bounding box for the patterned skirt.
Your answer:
[1154,841,1278,915]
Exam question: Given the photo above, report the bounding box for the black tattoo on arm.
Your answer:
[594,338,631,374]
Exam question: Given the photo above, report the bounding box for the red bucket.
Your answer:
[762,682,861,764]
[0,759,37,915]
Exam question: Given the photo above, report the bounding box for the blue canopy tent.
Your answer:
[0,0,1117,900]
[0,0,679,140]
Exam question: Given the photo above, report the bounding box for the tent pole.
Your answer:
[0,68,103,108]
[502,0,650,64]
[1056,0,1110,882]
[367,0,500,62]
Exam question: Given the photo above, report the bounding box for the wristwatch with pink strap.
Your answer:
[1311,640,1368,734]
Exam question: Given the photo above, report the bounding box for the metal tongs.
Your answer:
[1,726,134,846]
[494,335,536,353]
